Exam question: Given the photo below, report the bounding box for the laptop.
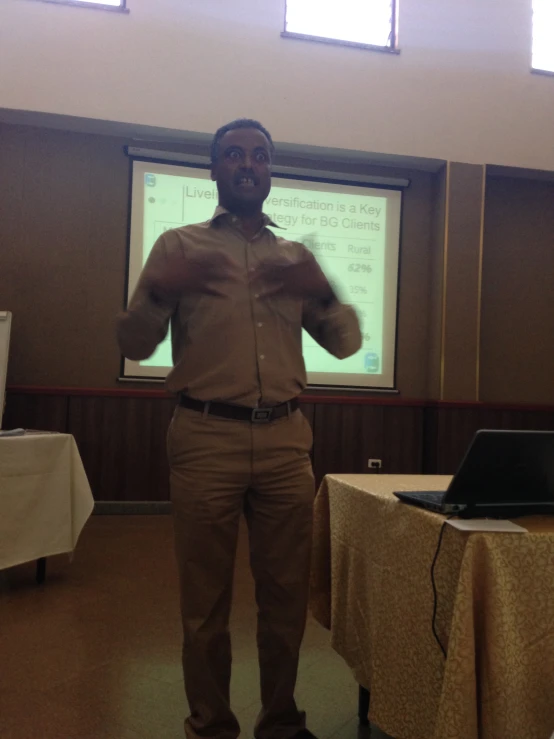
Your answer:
[394,429,554,518]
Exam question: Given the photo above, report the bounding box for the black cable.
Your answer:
[430,516,453,659]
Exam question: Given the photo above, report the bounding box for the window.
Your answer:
[284,0,398,51]
[532,0,554,74]
[47,0,126,9]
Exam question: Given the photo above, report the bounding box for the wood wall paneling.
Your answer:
[391,170,434,399]
[67,395,176,501]
[5,389,554,501]
[425,405,554,474]
[312,403,424,483]
[3,392,68,433]
[481,176,554,404]
[441,163,485,401]
[427,164,447,400]
[381,404,425,474]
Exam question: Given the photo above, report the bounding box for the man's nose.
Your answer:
[243,153,253,169]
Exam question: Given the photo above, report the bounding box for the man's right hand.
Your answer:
[145,249,240,301]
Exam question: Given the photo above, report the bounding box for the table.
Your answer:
[0,433,94,580]
[310,474,554,739]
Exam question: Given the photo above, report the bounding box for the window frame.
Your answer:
[32,0,128,12]
[531,0,554,76]
[282,0,399,53]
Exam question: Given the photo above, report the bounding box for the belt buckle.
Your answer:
[251,408,273,423]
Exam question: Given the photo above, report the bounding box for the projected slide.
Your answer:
[125,161,402,389]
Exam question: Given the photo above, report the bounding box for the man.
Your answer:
[117,119,361,739]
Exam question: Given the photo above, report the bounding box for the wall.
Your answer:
[480,174,554,404]
[0,121,435,396]
[5,388,554,501]
[2,120,553,407]
[0,124,129,387]
[426,165,447,399]
[441,163,485,402]
[0,0,553,170]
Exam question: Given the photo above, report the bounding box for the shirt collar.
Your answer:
[210,205,282,229]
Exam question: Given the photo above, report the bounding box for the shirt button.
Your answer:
[249,267,255,273]
[257,322,263,328]
[260,354,265,360]
[254,293,260,299]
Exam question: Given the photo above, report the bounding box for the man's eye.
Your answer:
[255,152,268,163]
[227,150,241,161]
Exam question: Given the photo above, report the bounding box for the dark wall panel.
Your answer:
[5,390,553,502]
[481,176,554,404]
[3,392,68,433]
[425,405,554,474]
[67,395,175,501]
[442,163,484,401]
[312,403,424,483]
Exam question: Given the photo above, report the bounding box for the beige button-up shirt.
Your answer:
[117,207,361,406]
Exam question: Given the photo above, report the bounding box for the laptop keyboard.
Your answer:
[405,491,445,504]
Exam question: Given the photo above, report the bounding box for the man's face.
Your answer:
[211,127,272,215]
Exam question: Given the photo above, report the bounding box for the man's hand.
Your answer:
[146,249,240,301]
[254,252,334,301]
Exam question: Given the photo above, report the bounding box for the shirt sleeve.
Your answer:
[116,232,178,361]
[302,296,362,359]
[299,244,362,359]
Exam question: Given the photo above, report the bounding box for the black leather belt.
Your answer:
[179,395,299,423]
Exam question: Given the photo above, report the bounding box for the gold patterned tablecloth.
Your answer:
[310,474,554,739]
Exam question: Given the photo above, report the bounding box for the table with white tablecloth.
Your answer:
[0,433,94,576]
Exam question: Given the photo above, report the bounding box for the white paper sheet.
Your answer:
[447,519,527,533]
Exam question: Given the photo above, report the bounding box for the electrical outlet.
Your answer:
[368,459,382,470]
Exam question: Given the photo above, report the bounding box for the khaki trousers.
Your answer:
[167,406,315,739]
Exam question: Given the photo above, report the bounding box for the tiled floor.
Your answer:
[0,516,392,739]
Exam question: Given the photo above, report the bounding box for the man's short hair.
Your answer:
[210,119,274,164]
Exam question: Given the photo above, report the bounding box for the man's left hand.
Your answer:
[254,253,333,301]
